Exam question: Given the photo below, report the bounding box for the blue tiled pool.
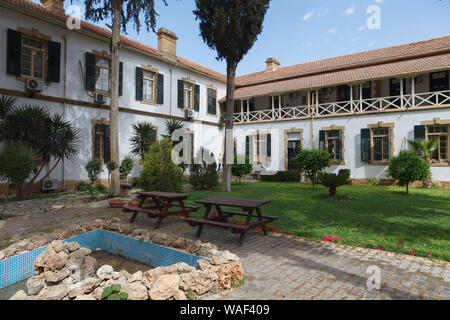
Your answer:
[0,230,207,291]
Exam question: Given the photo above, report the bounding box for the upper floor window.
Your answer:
[362,81,372,99]
[7,28,61,83]
[21,37,45,79]
[143,71,156,102]
[95,58,110,92]
[178,80,199,111]
[429,71,449,92]
[207,87,217,115]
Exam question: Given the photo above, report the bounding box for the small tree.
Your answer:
[231,155,252,183]
[387,151,429,194]
[129,121,157,161]
[0,143,35,218]
[120,155,134,184]
[318,172,351,198]
[408,138,438,188]
[295,149,331,188]
[189,148,219,190]
[138,138,183,193]
[85,158,104,188]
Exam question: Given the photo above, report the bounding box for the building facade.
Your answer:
[1,0,450,190]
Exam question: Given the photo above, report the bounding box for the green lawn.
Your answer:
[184,182,450,261]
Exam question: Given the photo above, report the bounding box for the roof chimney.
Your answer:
[40,0,65,14]
[265,57,280,72]
[157,28,178,60]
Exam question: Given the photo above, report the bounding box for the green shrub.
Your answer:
[138,138,183,193]
[74,181,91,192]
[431,181,442,189]
[231,155,253,183]
[338,169,351,179]
[367,177,380,186]
[85,158,103,187]
[101,284,128,300]
[387,151,429,194]
[93,183,108,194]
[294,149,331,188]
[261,170,301,182]
[120,155,134,183]
[318,172,351,198]
[188,147,218,190]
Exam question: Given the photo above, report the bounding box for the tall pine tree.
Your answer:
[81,0,167,195]
[193,0,270,192]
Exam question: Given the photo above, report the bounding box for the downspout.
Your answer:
[311,91,315,149]
[61,33,68,191]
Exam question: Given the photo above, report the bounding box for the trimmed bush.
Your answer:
[338,169,351,179]
[75,181,91,192]
[138,138,183,193]
[120,155,134,183]
[387,151,429,194]
[261,170,301,183]
[318,172,351,198]
[85,158,103,187]
[189,147,219,190]
[231,155,253,183]
[94,183,108,194]
[294,149,331,188]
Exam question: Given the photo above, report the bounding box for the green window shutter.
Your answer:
[194,84,200,112]
[94,123,99,159]
[267,134,272,157]
[361,128,371,163]
[104,125,111,163]
[119,61,123,96]
[178,80,184,109]
[135,67,143,101]
[7,29,22,76]
[157,73,164,104]
[319,130,326,150]
[207,88,217,114]
[245,136,250,157]
[414,125,426,140]
[47,41,61,83]
[336,130,343,161]
[85,52,96,91]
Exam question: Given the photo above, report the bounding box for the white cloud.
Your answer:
[357,25,366,32]
[374,0,384,4]
[326,28,338,36]
[317,8,330,17]
[302,11,315,21]
[344,5,356,15]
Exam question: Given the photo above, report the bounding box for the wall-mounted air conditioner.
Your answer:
[41,179,59,191]
[26,78,43,93]
[185,108,195,119]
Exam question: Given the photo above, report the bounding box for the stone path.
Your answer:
[1,203,449,300]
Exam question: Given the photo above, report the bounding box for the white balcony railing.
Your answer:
[234,90,450,123]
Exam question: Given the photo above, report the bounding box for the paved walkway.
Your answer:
[1,204,449,300]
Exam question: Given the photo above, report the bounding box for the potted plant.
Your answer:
[120,155,134,197]
[109,199,126,208]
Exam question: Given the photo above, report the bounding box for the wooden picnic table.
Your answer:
[122,191,200,229]
[184,196,278,245]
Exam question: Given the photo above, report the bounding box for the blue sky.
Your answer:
[47,0,450,76]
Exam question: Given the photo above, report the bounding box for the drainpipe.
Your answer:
[169,67,174,116]
[311,91,315,149]
[61,33,68,191]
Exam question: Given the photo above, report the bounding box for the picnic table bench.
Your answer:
[184,196,278,245]
[122,191,200,229]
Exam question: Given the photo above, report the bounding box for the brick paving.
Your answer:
[1,204,449,300]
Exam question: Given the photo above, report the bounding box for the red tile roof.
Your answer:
[231,52,450,100]
[236,35,450,87]
[2,0,226,81]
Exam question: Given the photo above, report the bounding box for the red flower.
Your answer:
[408,250,416,255]
[322,236,330,242]
[286,231,292,235]
[128,202,136,207]
[426,252,431,256]
[376,247,381,250]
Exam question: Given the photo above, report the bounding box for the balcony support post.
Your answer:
[400,78,404,108]
[359,83,363,112]
[411,77,415,108]
[307,90,311,116]
[350,85,353,112]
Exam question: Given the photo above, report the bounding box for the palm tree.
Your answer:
[408,138,438,188]
[129,121,157,161]
[162,119,184,140]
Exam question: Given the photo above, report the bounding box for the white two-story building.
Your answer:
[1,0,450,191]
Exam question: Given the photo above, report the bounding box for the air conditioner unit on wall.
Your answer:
[41,179,59,191]
[94,93,106,104]
[25,78,43,93]
[185,108,195,119]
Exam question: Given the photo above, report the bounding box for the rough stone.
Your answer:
[121,282,148,300]
[180,270,218,295]
[45,267,70,283]
[97,265,114,280]
[64,242,80,253]
[112,272,122,280]
[74,294,96,300]
[148,274,180,300]
[217,261,245,290]
[44,252,67,272]
[211,251,239,265]
[26,275,45,296]
[92,219,104,228]
[68,277,101,298]
[51,240,64,253]
[10,290,28,300]
[0,251,5,261]
[151,233,168,246]
[80,255,97,279]
[118,223,132,234]
[128,271,143,283]
[38,284,69,300]
[172,238,187,249]
[173,290,187,300]
[163,262,195,274]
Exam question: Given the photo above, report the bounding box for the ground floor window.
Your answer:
[92,119,110,163]
[285,130,302,171]
[320,127,344,163]
[372,128,390,161]
[428,125,449,162]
